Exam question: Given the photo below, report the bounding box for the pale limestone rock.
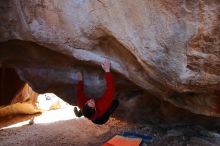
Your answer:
[0,0,219,119]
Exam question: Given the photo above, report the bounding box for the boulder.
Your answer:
[0,0,219,122]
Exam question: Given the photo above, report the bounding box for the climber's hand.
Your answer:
[74,107,82,117]
[76,71,83,81]
[101,59,110,72]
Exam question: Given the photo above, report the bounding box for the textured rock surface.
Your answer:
[0,67,25,105]
[0,0,219,121]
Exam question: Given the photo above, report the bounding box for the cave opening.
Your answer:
[0,65,79,129]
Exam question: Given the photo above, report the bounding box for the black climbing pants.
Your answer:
[92,99,119,125]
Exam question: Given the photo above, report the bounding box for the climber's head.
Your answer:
[82,99,96,119]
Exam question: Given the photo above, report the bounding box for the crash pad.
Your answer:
[102,135,142,146]
[122,131,153,142]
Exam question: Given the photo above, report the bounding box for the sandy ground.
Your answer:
[0,106,136,146]
[0,106,220,146]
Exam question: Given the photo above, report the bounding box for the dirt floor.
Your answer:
[0,106,220,146]
[0,106,138,146]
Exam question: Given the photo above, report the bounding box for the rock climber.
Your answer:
[74,59,119,125]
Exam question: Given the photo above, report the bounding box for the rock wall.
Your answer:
[0,0,219,120]
[0,67,25,105]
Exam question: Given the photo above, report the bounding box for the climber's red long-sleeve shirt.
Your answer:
[76,72,115,120]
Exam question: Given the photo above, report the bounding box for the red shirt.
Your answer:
[76,72,115,119]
